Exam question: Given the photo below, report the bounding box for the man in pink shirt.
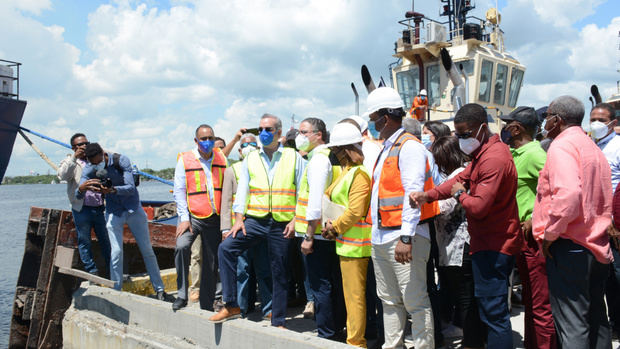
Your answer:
[533,95,613,349]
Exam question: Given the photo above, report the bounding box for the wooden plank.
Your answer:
[57,267,115,288]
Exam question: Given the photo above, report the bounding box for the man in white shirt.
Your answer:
[590,102,620,338]
[366,87,436,349]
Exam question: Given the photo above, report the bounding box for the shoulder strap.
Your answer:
[113,153,122,172]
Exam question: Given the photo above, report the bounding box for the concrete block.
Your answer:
[121,267,177,295]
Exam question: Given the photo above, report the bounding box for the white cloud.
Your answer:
[516,0,605,27]
[568,17,620,81]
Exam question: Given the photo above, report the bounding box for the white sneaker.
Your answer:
[303,301,314,319]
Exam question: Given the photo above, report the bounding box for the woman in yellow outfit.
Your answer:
[322,122,372,348]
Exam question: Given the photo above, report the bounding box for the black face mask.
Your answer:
[500,127,513,145]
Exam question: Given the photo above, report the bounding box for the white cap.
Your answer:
[365,87,405,115]
[348,115,368,133]
[326,123,363,147]
[420,89,427,96]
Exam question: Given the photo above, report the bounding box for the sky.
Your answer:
[1,0,619,175]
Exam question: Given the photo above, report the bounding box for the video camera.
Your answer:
[96,169,113,188]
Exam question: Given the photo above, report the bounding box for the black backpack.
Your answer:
[112,153,140,187]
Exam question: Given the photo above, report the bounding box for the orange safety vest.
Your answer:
[409,95,428,121]
[372,131,439,228]
[180,148,227,219]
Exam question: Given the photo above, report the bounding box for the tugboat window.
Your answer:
[478,60,493,103]
[455,60,475,76]
[395,67,420,109]
[508,68,524,108]
[426,64,440,107]
[494,63,508,105]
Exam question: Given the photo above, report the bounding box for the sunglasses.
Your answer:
[258,127,275,133]
[454,131,474,139]
[241,142,257,148]
[299,129,316,135]
[72,141,90,148]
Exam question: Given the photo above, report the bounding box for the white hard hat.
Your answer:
[365,87,405,115]
[326,122,363,147]
[420,89,427,96]
[348,115,368,133]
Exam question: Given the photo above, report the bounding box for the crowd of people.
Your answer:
[59,87,620,349]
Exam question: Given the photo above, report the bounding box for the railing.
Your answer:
[0,59,21,100]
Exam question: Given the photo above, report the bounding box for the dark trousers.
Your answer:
[471,250,515,349]
[303,239,346,339]
[426,221,444,344]
[72,206,111,275]
[441,244,486,348]
[546,238,611,349]
[516,238,557,349]
[174,215,221,311]
[365,258,384,343]
[605,240,620,334]
[219,216,291,326]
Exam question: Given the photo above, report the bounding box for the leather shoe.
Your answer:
[156,291,170,302]
[172,298,187,311]
[208,306,241,323]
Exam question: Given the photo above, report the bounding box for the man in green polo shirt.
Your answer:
[500,106,557,349]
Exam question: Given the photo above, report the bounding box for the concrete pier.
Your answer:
[62,283,353,349]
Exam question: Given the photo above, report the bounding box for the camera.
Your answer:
[100,177,113,188]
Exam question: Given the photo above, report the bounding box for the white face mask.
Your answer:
[240,145,256,159]
[421,134,432,149]
[458,124,483,155]
[93,161,105,172]
[590,121,611,141]
[295,134,311,152]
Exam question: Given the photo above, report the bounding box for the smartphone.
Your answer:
[246,128,260,135]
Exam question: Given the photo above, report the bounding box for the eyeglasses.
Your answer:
[542,112,559,120]
[299,129,316,135]
[241,142,257,148]
[72,141,90,148]
[258,127,275,133]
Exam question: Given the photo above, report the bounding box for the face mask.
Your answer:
[367,121,380,139]
[541,115,558,138]
[197,139,214,154]
[500,127,513,145]
[259,129,275,146]
[458,124,483,155]
[590,121,611,140]
[295,134,311,152]
[420,96,426,101]
[94,161,105,172]
[240,145,256,159]
[421,134,432,149]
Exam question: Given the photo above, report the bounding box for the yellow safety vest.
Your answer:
[246,148,297,222]
[330,165,372,258]
[295,147,341,234]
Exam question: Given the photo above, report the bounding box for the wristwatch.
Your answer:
[453,189,465,201]
[399,235,412,244]
[304,234,314,241]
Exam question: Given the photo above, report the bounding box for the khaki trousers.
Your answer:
[189,234,202,291]
[340,256,369,348]
[371,236,434,349]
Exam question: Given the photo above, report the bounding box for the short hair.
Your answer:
[240,133,257,142]
[195,124,213,137]
[454,103,487,126]
[302,117,328,142]
[423,121,451,139]
[214,137,226,147]
[70,133,86,146]
[431,136,469,175]
[261,113,282,131]
[592,103,616,121]
[403,118,421,138]
[85,142,103,159]
[549,95,584,126]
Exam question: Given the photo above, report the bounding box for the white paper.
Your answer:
[321,194,346,226]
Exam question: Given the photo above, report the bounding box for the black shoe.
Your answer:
[156,291,170,302]
[172,298,188,311]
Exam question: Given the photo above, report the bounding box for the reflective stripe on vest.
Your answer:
[246,148,297,222]
[294,148,341,234]
[180,148,227,219]
[330,165,372,257]
[230,161,243,225]
[374,132,440,228]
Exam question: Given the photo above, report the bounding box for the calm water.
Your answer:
[0,181,173,346]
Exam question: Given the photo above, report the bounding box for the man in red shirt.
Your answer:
[410,103,522,349]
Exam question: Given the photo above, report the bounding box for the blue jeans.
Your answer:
[72,206,111,274]
[471,250,515,349]
[219,216,291,327]
[237,239,272,316]
[106,208,164,292]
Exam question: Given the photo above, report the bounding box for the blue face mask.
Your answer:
[94,161,105,172]
[421,134,432,149]
[367,120,380,139]
[197,139,214,154]
[259,129,275,146]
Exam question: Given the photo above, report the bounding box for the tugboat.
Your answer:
[0,59,26,183]
[389,1,526,131]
